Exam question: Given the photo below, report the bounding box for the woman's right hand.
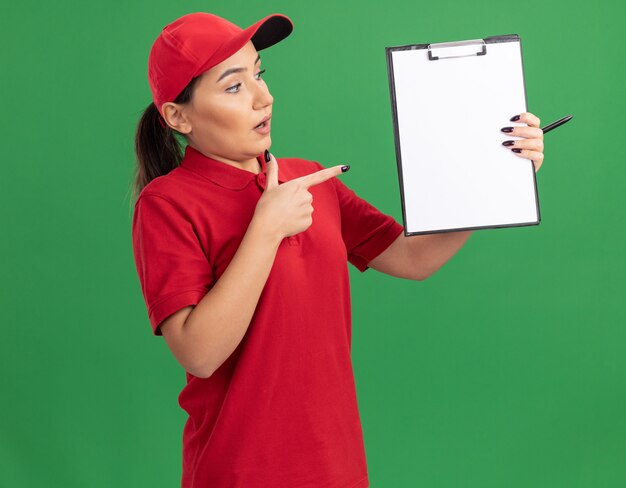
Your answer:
[253,150,349,241]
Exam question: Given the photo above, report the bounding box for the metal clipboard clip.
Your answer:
[427,39,487,61]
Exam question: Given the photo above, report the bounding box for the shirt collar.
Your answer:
[179,145,288,190]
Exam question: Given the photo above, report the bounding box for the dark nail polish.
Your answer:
[264,149,270,162]
[501,127,514,133]
[510,115,521,122]
[341,165,350,173]
[512,148,522,153]
[502,140,515,147]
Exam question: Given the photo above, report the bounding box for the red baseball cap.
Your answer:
[148,12,294,116]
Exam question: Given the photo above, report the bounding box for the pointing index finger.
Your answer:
[296,165,350,189]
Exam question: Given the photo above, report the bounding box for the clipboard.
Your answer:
[385,34,540,236]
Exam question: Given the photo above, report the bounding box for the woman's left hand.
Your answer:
[501,112,544,172]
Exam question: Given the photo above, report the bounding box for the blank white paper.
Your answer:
[390,38,539,234]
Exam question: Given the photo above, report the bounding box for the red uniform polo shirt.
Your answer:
[132,145,404,488]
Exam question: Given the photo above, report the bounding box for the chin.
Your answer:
[254,134,271,148]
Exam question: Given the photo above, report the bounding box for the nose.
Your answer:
[253,79,273,109]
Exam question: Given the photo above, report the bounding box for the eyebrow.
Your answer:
[216,54,261,83]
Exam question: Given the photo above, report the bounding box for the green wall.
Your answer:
[2,0,624,486]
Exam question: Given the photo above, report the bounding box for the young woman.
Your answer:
[131,11,545,488]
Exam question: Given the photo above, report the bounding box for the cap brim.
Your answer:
[248,14,293,51]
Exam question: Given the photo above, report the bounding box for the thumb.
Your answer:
[264,149,279,191]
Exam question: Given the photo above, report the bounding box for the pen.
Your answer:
[541,115,573,134]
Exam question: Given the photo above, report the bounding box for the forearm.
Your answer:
[182,218,281,377]
[369,229,472,280]
[409,230,472,279]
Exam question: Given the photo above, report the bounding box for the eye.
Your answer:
[225,69,267,93]
[225,83,241,94]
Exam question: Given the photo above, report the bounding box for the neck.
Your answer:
[191,144,261,174]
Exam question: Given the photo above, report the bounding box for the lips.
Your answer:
[253,113,271,129]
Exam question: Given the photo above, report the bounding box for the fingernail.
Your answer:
[341,165,350,173]
[264,149,270,162]
[512,148,522,153]
[502,140,515,147]
[501,127,514,133]
[510,115,521,122]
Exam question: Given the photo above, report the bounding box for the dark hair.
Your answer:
[131,75,202,202]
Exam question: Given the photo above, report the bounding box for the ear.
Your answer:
[162,102,192,134]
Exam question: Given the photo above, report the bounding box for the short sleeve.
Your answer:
[331,177,404,272]
[132,194,215,335]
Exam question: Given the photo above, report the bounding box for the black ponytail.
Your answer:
[131,75,202,202]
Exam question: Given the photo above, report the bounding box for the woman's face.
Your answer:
[170,40,274,168]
